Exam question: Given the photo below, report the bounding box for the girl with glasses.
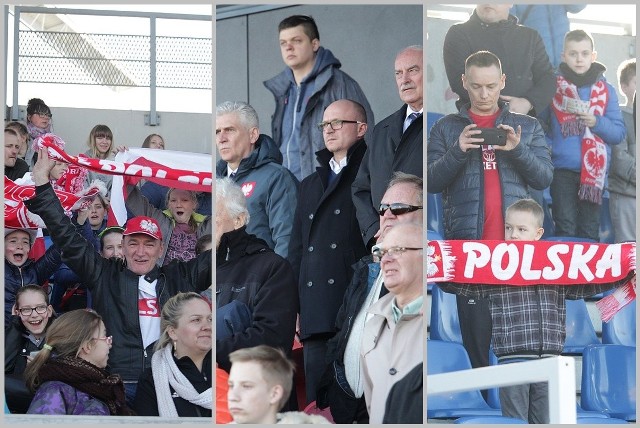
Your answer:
[5,285,56,413]
[24,308,134,415]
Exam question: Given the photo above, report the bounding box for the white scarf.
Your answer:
[151,345,212,417]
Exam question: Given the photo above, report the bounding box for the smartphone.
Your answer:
[473,127,508,146]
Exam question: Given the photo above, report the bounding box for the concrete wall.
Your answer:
[216,5,424,134]
[11,107,213,156]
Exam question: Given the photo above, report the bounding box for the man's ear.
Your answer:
[311,38,320,53]
[269,384,284,406]
[461,74,467,90]
[249,127,260,146]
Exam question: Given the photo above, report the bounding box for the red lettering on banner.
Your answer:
[138,298,160,317]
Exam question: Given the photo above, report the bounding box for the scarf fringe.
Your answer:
[560,120,585,138]
[578,184,603,205]
[596,276,636,322]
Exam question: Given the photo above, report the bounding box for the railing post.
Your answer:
[146,15,159,126]
[11,5,20,120]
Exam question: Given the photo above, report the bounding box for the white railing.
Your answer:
[427,356,578,424]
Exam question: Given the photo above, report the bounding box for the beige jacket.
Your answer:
[360,292,424,423]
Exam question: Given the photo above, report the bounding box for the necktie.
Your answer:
[229,172,236,179]
[403,112,421,133]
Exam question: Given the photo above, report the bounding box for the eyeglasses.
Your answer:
[378,203,423,217]
[317,119,365,132]
[371,246,422,263]
[18,305,48,316]
[92,335,113,345]
[35,112,52,119]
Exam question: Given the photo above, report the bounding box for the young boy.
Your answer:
[542,29,626,241]
[4,228,61,326]
[226,345,295,424]
[439,198,627,423]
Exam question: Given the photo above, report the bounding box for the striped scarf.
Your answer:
[551,75,609,204]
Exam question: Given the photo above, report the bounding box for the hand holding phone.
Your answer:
[473,127,508,146]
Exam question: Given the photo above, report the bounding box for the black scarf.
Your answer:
[37,356,136,415]
[558,61,606,88]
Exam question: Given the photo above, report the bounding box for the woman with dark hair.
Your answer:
[24,308,134,415]
[5,285,56,413]
[133,292,212,417]
[26,98,52,141]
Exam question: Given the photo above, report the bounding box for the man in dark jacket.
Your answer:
[215,177,297,374]
[264,14,374,181]
[216,101,298,259]
[443,4,556,117]
[316,172,423,423]
[287,99,368,404]
[25,147,212,405]
[352,45,423,250]
[427,51,553,377]
[5,128,30,181]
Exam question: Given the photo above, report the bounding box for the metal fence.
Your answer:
[7,6,212,123]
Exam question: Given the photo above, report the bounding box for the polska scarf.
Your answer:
[32,133,88,194]
[151,345,212,417]
[427,240,636,320]
[551,73,609,204]
[27,121,52,141]
[37,356,135,415]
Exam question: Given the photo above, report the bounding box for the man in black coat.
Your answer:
[287,99,369,405]
[443,4,555,117]
[352,45,423,250]
[24,148,212,406]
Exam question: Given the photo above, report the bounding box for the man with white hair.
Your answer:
[215,178,298,374]
[361,221,423,424]
[215,101,299,258]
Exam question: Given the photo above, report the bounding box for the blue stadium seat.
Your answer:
[542,236,597,243]
[426,192,445,239]
[427,229,443,241]
[601,301,636,346]
[581,344,636,421]
[576,416,630,424]
[563,299,600,354]
[454,416,526,424]
[429,285,462,343]
[427,111,445,135]
[426,340,502,419]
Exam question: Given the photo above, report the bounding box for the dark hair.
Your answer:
[618,58,636,87]
[564,29,594,50]
[26,98,51,116]
[229,345,296,411]
[278,15,319,41]
[506,198,544,229]
[87,124,114,159]
[142,133,165,149]
[465,50,502,74]
[24,309,104,391]
[15,284,51,308]
[195,234,212,255]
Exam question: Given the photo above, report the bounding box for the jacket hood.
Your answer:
[216,134,283,176]
[303,46,341,83]
[216,226,272,264]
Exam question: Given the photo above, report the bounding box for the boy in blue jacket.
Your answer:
[542,29,626,241]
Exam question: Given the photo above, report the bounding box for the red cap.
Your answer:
[123,216,162,240]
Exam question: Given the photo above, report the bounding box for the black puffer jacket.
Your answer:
[427,102,553,239]
[216,227,298,371]
[24,183,212,382]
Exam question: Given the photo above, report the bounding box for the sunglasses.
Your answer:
[378,203,423,216]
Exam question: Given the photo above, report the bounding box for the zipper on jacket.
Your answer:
[284,86,302,171]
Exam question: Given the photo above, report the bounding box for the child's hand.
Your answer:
[576,112,596,128]
[112,145,129,155]
[76,208,89,225]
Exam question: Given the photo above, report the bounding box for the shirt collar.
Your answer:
[328,156,348,174]
[404,107,424,121]
[392,295,423,323]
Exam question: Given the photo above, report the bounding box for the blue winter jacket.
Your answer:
[427,102,553,239]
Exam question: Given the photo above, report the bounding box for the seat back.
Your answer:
[426,192,445,238]
[427,340,490,412]
[563,299,600,354]
[602,302,636,346]
[454,416,527,424]
[599,197,614,243]
[429,285,462,343]
[581,344,636,420]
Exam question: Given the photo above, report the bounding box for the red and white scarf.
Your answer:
[551,76,609,204]
[427,239,636,321]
